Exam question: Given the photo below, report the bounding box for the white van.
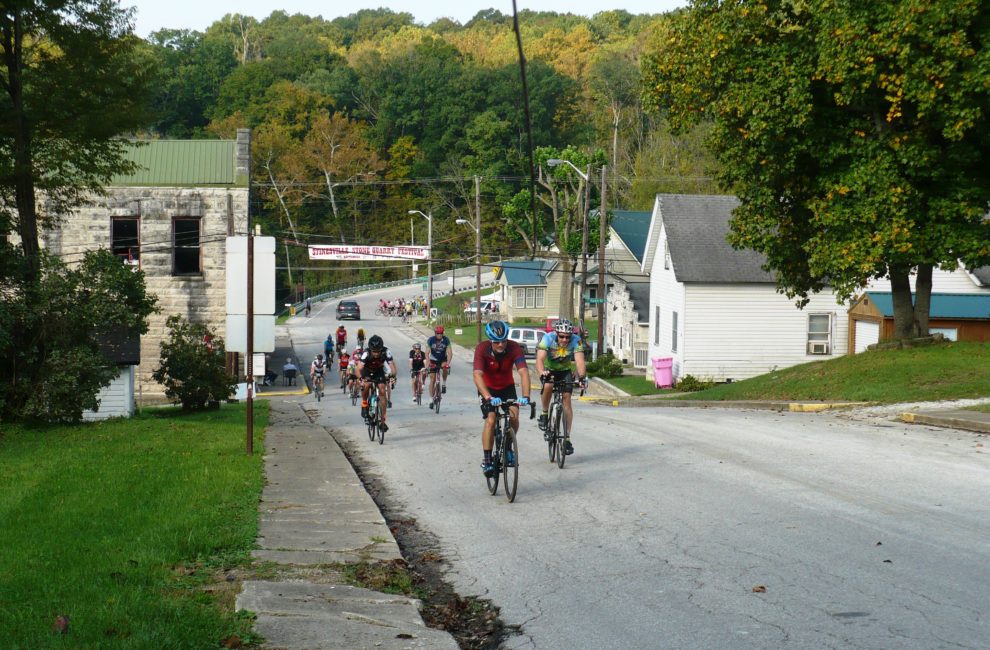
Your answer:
[508,326,544,357]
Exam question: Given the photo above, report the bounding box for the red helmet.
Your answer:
[434,326,444,335]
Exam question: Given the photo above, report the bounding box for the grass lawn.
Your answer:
[601,374,678,397]
[679,341,990,404]
[0,402,268,648]
[966,403,990,413]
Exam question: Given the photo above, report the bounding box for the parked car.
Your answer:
[464,300,499,314]
[336,300,361,320]
[508,326,544,357]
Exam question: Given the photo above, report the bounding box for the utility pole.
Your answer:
[597,165,607,355]
[578,164,591,330]
[475,176,482,344]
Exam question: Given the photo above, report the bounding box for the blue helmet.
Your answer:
[485,320,509,342]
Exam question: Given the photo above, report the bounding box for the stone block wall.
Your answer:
[44,186,248,402]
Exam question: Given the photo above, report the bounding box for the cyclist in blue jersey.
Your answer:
[426,325,452,408]
[536,318,587,456]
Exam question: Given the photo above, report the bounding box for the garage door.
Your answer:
[854,320,880,353]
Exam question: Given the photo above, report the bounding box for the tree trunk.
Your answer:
[558,256,574,320]
[913,264,932,337]
[889,266,917,340]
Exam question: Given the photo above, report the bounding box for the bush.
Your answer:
[586,351,623,378]
[153,316,236,409]
[675,374,715,392]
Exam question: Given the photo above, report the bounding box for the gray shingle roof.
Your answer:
[658,194,774,283]
[626,282,651,320]
[970,266,990,286]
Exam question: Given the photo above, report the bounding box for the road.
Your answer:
[288,285,990,649]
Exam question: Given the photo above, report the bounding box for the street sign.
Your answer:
[587,298,605,304]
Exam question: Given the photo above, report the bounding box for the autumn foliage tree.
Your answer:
[643,0,990,339]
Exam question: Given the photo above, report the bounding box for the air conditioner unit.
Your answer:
[809,342,830,355]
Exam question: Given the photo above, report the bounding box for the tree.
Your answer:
[0,0,153,280]
[153,316,236,410]
[643,0,990,339]
[0,250,158,423]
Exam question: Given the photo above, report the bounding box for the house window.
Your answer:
[111,217,140,265]
[654,306,660,345]
[515,288,525,307]
[173,217,202,275]
[520,287,545,309]
[807,313,832,354]
[671,311,678,352]
[663,239,670,270]
[930,327,958,341]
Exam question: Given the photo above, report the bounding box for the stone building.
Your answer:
[43,130,250,406]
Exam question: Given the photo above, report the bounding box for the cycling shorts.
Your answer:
[543,369,574,393]
[478,385,517,418]
[429,359,448,373]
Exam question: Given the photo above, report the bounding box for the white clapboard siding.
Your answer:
[646,227,687,379]
[82,366,135,421]
[681,285,849,381]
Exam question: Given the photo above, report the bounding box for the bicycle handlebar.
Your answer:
[485,399,537,420]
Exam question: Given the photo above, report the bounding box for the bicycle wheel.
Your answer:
[554,405,566,469]
[547,403,558,462]
[432,382,442,414]
[316,379,322,401]
[486,429,501,495]
[367,396,376,441]
[503,426,518,503]
[376,395,386,445]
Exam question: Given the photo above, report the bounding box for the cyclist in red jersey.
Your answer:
[472,320,531,477]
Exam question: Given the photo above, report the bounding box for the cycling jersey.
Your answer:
[473,340,526,390]
[338,354,350,371]
[359,348,394,376]
[538,331,583,372]
[336,329,347,344]
[311,360,326,376]
[427,335,451,362]
[409,349,426,372]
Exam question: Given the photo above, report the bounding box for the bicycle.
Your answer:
[313,372,325,402]
[350,376,360,406]
[340,367,348,392]
[484,399,535,503]
[542,378,584,469]
[429,367,447,413]
[365,378,387,444]
[412,368,427,406]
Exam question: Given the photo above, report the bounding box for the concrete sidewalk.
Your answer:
[236,328,458,649]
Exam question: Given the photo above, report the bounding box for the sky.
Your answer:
[126,1,687,38]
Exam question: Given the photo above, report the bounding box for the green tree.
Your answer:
[0,250,158,423]
[0,0,153,280]
[642,0,990,339]
[153,316,236,410]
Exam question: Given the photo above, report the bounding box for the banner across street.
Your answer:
[308,245,430,261]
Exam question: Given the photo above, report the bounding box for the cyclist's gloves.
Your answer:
[489,397,503,406]
[540,371,552,381]
[578,375,588,388]
[518,397,530,406]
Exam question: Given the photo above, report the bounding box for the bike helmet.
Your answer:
[368,334,384,350]
[353,347,362,356]
[553,318,574,335]
[413,343,422,350]
[316,353,324,360]
[434,325,445,335]
[485,320,509,342]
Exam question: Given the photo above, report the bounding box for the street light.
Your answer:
[456,216,482,343]
[408,209,433,318]
[547,158,592,338]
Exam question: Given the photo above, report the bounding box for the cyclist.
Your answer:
[347,346,362,396]
[427,325,452,409]
[324,334,335,365]
[310,353,327,397]
[356,327,366,350]
[358,336,397,432]
[409,342,427,403]
[335,325,347,354]
[536,318,587,456]
[472,320,531,478]
[304,297,312,317]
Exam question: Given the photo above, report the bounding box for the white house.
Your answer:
[643,193,990,383]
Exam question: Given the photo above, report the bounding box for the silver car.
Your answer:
[508,326,544,357]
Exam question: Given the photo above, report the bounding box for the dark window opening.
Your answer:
[173,218,201,275]
[112,218,140,264]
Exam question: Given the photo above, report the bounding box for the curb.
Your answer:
[900,412,990,434]
[579,398,873,411]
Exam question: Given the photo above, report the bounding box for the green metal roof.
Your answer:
[111,140,245,187]
[608,210,651,264]
[866,292,990,319]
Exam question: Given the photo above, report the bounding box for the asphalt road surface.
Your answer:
[290,286,990,650]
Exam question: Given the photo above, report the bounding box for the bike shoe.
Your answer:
[506,451,516,467]
[380,422,389,433]
[481,461,496,478]
[538,414,548,431]
[442,385,446,394]
[361,406,368,418]
[388,400,393,408]
[564,441,574,455]
[428,401,434,410]
[543,430,551,442]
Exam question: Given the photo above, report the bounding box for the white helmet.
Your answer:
[553,318,574,335]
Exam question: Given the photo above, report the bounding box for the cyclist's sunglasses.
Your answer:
[557,333,572,339]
